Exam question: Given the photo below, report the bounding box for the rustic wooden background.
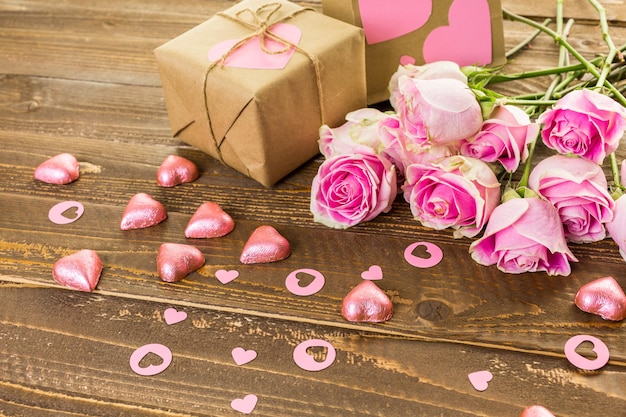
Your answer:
[1,0,625,416]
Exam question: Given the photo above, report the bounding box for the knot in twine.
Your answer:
[202,2,326,163]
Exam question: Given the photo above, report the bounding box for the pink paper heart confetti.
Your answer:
[574,276,626,321]
[208,23,301,70]
[52,249,102,292]
[231,394,258,415]
[360,265,383,280]
[520,405,556,417]
[240,225,291,264]
[231,347,258,366]
[215,269,239,284]
[422,0,493,66]
[157,243,205,283]
[468,370,493,392]
[163,307,187,325]
[341,280,393,323]
[156,155,199,187]
[120,193,167,230]
[399,55,416,66]
[185,202,235,239]
[48,201,85,225]
[34,153,80,185]
[358,0,432,44]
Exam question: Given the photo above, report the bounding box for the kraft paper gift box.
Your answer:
[154,0,367,187]
[322,0,506,104]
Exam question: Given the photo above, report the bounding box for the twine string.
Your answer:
[201,3,326,163]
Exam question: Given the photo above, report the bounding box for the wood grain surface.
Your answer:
[1,0,625,416]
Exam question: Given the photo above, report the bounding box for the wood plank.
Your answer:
[0,285,623,417]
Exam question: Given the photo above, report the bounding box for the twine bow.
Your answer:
[202,3,326,163]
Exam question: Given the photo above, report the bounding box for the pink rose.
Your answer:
[402,155,500,238]
[311,152,397,229]
[392,76,483,146]
[461,104,539,172]
[318,108,389,158]
[538,89,626,164]
[469,197,578,276]
[606,194,626,262]
[388,61,468,109]
[528,155,614,243]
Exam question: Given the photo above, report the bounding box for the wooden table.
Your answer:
[1,0,625,415]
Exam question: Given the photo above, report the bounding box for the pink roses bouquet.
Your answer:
[310,0,626,276]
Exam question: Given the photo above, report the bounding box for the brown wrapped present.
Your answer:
[154,0,367,187]
[322,0,506,104]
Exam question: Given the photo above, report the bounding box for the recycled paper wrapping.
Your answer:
[322,0,506,104]
[154,0,367,187]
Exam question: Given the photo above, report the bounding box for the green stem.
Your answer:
[502,8,626,105]
[506,18,552,59]
[610,153,622,190]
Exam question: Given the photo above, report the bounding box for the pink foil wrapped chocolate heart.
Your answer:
[240,225,290,264]
[120,193,167,230]
[341,280,393,323]
[157,243,205,282]
[52,249,102,292]
[156,155,199,187]
[184,202,235,238]
[34,153,80,185]
[519,405,555,417]
[574,276,626,321]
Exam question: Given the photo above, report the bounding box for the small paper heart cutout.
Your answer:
[215,269,239,284]
[423,0,492,66]
[164,307,187,325]
[157,243,205,283]
[52,249,102,292]
[157,155,199,187]
[120,193,167,230]
[209,23,301,70]
[400,55,416,66]
[468,370,493,391]
[34,153,80,185]
[520,405,556,417]
[574,276,626,321]
[48,201,85,225]
[231,394,258,414]
[358,0,432,44]
[341,280,393,323]
[185,202,235,239]
[232,347,258,365]
[361,265,383,280]
[240,225,291,264]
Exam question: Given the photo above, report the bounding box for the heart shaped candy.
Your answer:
[341,280,393,323]
[519,405,555,417]
[34,153,80,185]
[157,243,205,283]
[240,225,291,264]
[156,155,199,187]
[184,202,235,239]
[52,249,102,292]
[120,193,167,230]
[574,276,626,321]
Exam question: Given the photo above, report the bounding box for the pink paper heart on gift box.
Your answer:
[423,0,492,66]
[208,23,301,70]
[358,0,432,44]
